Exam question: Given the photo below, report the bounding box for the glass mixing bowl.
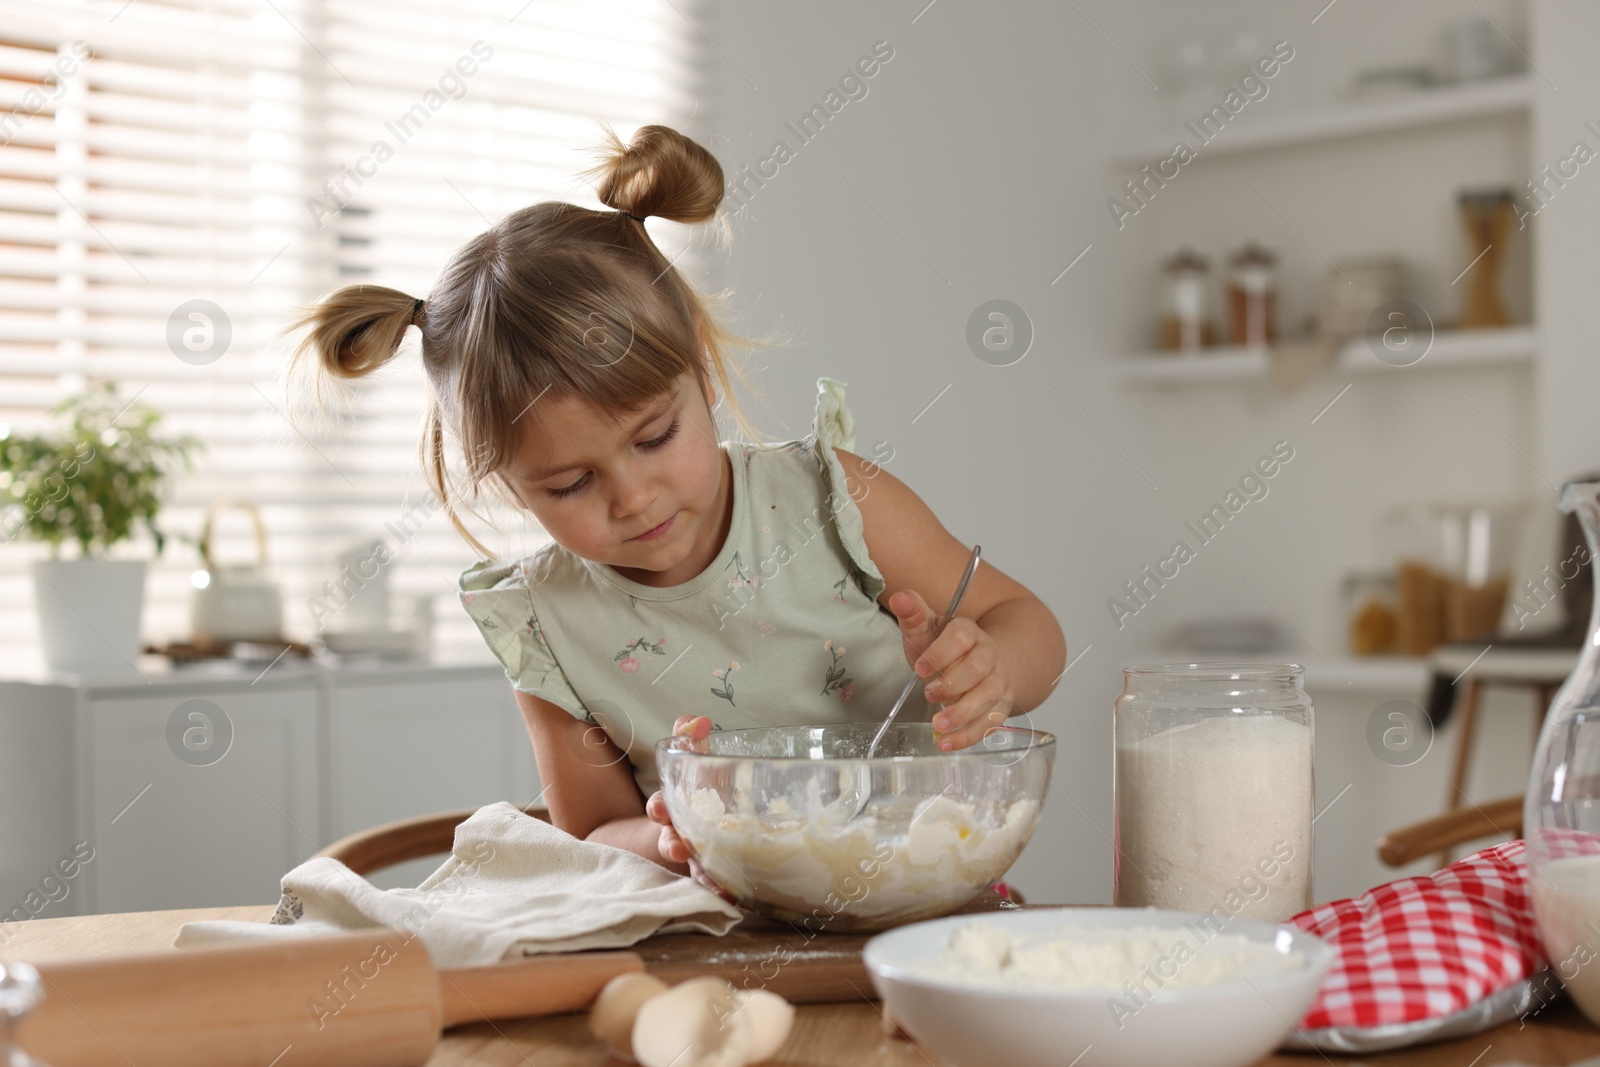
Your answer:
[656,722,1055,931]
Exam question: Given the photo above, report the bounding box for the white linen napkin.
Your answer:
[174,801,742,968]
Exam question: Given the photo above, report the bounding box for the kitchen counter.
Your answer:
[8,905,1600,1065]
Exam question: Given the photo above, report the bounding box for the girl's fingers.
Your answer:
[688,858,737,903]
[934,680,1013,751]
[914,618,980,678]
[923,640,995,706]
[646,790,671,824]
[659,822,689,864]
[672,714,712,739]
[888,589,940,660]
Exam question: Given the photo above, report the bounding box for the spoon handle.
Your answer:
[866,544,983,757]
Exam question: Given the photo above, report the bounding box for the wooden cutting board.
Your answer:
[633,891,1023,1003]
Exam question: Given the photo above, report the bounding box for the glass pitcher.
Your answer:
[1525,481,1600,1027]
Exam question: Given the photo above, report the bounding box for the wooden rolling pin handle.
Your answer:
[436,951,644,1029]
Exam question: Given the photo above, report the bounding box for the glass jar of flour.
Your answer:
[1114,663,1314,922]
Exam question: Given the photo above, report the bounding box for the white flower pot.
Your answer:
[31,559,148,675]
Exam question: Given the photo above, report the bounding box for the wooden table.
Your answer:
[8,904,1600,1065]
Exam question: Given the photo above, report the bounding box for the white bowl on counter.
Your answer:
[863,907,1334,1067]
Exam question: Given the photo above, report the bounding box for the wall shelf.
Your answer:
[1116,325,1535,387]
[1111,74,1533,164]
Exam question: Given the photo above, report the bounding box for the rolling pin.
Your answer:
[14,929,644,1067]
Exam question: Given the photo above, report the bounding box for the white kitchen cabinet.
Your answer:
[322,665,537,890]
[326,667,537,840]
[0,658,534,915]
[85,681,321,913]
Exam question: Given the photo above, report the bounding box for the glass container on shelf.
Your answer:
[1343,571,1398,656]
[1158,248,1215,352]
[1458,188,1515,329]
[1525,482,1600,1027]
[1226,242,1278,346]
[1114,663,1314,922]
[1384,501,1524,655]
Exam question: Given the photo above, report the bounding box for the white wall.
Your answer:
[699,0,1570,906]
[1531,0,1600,478]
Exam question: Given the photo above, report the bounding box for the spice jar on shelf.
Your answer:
[1114,663,1314,922]
[1226,242,1278,346]
[1158,248,1215,352]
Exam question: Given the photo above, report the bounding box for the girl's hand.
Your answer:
[888,590,1017,752]
[645,715,735,902]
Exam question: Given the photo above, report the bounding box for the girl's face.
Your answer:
[501,372,729,587]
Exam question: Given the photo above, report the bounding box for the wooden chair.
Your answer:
[1376,793,1522,869]
[321,802,550,876]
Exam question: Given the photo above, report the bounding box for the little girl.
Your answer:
[290,125,1065,881]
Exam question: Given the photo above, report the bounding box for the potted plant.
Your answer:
[0,383,198,673]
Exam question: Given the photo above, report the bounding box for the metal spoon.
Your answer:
[846,544,982,818]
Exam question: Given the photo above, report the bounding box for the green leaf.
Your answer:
[0,381,200,557]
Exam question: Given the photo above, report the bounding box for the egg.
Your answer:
[629,977,797,1067]
[588,972,669,1061]
[731,989,795,1062]
[633,976,749,1067]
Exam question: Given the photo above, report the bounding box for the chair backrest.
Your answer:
[1376,795,1521,868]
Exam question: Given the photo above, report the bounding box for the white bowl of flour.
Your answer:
[864,907,1333,1067]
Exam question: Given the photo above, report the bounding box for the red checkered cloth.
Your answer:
[1288,840,1543,1031]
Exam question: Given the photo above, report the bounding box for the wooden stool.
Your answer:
[1428,646,1576,866]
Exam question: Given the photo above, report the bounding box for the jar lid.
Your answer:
[1162,247,1210,274]
[1229,241,1276,267]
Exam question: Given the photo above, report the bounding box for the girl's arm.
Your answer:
[835,448,1066,750]
[513,689,686,873]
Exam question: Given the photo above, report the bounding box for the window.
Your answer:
[0,0,704,670]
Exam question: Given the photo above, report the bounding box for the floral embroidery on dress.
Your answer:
[757,618,776,637]
[710,661,740,705]
[725,551,757,591]
[820,639,854,700]
[616,636,666,673]
[831,575,849,601]
[785,438,815,460]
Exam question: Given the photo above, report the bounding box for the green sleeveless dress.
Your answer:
[458,378,933,796]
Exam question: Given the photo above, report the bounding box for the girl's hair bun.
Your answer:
[591,124,723,224]
[288,286,418,383]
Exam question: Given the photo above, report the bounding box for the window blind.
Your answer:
[0,0,706,672]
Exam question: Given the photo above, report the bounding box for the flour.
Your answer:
[677,788,1039,928]
[1116,713,1312,921]
[909,920,1306,992]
